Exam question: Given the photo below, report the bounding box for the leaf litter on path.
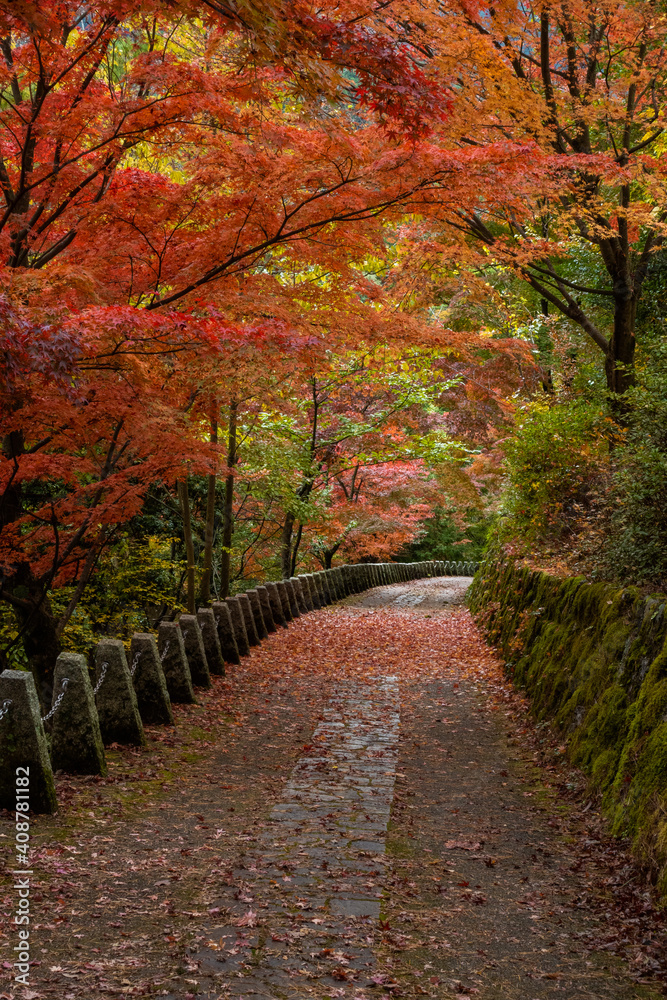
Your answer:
[0,577,664,999]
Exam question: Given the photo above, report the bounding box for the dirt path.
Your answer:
[1,579,665,1000]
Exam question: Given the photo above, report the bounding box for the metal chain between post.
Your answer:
[130,651,141,677]
[0,699,12,723]
[93,661,108,696]
[41,678,69,723]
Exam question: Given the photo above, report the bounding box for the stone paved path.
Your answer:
[2,577,664,1000]
[182,578,663,1000]
[190,675,401,998]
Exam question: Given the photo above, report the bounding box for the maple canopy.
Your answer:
[6,0,660,692]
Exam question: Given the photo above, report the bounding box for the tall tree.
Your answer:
[409,0,667,393]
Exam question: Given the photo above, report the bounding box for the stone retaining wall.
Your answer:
[468,557,667,895]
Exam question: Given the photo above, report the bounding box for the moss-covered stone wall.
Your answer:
[468,558,667,895]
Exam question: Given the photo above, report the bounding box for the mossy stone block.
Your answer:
[212,601,241,663]
[247,590,269,640]
[336,567,348,597]
[255,586,277,633]
[94,639,146,745]
[238,593,260,646]
[330,568,341,596]
[197,608,226,676]
[274,582,293,623]
[157,623,195,703]
[305,574,322,609]
[225,597,251,656]
[290,578,308,614]
[0,669,57,813]
[130,634,174,725]
[264,583,286,628]
[51,653,107,776]
[315,571,330,605]
[283,580,300,617]
[178,615,212,687]
[298,576,315,611]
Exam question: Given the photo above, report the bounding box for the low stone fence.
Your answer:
[0,559,478,814]
[468,556,667,898]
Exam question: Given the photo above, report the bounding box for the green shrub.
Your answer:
[502,400,610,541]
[604,343,667,585]
[403,506,489,562]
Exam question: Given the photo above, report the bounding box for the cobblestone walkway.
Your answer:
[191,675,401,998]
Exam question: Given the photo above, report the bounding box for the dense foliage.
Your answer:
[2,0,667,695]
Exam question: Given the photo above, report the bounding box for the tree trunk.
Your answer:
[281,512,295,580]
[5,572,61,712]
[200,412,218,605]
[1,430,62,709]
[606,290,637,395]
[178,479,196,614]
[220,400,237,599]
[290,522,303,577]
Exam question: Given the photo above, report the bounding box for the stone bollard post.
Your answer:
[157,623,195,703]
[0,670,58,813]
[290,577,308,614]
[313,572,327,605]
[297,576,314,611]
[247,590,269,640]
[332,567,345,598]
[238,593,260,646]
[197,608,226,676]
[317,572,328,603]
[50,653,107,775]
[130,634,174,725]
[94,639,146,744]
[256,586,277,632]
[178,615,212,686]
[328,569,341,600]
[225,597,251,656]
[312,574,324,606]
[275,581,294,622]
[264,583,287,627]
[337,567,348,598]
[284,579,301,617]
[308,574,322,607]
[212,602,241,664]
[299,575,315,609]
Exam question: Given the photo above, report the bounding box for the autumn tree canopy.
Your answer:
[3,0,663,696]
